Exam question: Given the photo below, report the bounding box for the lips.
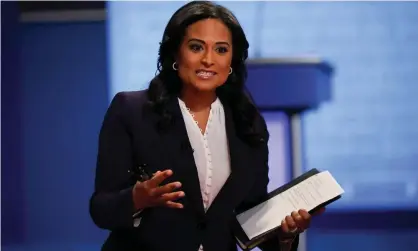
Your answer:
[196,70,217,79]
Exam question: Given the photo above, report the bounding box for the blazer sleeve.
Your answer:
[89,92,136,230]
[235,114,299,251]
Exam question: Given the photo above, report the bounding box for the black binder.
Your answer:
[233,168,343,250]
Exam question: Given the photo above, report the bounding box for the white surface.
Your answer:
[237,171,344,240]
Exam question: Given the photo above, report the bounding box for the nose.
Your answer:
[201,50,214,67]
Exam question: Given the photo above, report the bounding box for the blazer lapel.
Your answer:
[152,97,206,217]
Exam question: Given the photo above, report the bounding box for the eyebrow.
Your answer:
[187,38,230,47]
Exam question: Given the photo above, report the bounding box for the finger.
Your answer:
[285,215,297,231]
[147,169,173,188]
[151,181,182,197]
[292,211,308,230]
[281,219,289,233]
[299,209,311,221]
[164,201,184,209]
[157,191,185,204]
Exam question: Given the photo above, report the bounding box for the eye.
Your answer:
[189,44,203,52]
[216,46,229,54]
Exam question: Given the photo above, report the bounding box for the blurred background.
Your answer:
[2,1,418,251]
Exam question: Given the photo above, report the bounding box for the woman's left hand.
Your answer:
[279,207,326,240]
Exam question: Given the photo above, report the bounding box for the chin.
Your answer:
[196,86,218,92]
[192,80,220,93]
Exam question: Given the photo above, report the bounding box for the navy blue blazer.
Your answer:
[89,90,299,251]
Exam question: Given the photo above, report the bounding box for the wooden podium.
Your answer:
[245,58,334,251]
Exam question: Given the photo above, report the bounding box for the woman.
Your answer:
[89,1,324,251]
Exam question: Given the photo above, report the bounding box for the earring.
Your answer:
[229,67,233,75]
[172,62,178,71]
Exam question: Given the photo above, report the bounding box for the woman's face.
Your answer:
[176,18,233,93]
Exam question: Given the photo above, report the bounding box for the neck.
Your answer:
[180,88,216,112]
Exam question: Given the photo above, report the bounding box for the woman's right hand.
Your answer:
[132,169,185,210]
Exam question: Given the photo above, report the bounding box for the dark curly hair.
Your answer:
[147,1,267,146]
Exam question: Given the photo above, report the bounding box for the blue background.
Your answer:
[108,1,418,210]
[2,1,418,251]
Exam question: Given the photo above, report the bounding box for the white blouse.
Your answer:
[178,98,231,210]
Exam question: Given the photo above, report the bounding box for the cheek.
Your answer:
[178,51,200,69]
[178,55,199,78]
[217,61,232,83]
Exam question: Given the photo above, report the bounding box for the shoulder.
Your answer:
[107,89,151,114]
[245,93,269,142]
[253,110,269,143]
[104,89,151,125]
[110,89,149,108]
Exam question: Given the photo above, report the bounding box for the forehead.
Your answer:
[185,18,232,43]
